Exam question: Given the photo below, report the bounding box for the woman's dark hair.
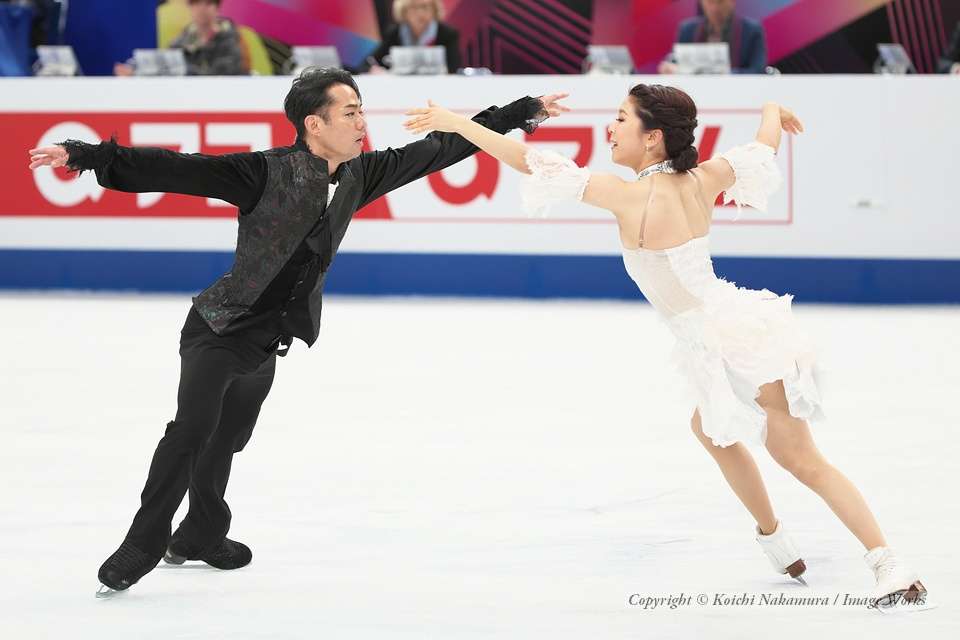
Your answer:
[283,66,362,139]
[628,84,699,172]
[187,0,222,5]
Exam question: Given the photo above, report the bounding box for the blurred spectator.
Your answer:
[362,0,461,74]
[0,0,33,76]
[938,20,960,74]
[0,0,58,46]
[659,0,767,75]
[115,0,246,76]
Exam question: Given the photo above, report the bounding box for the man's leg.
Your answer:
[122,338,254,557]
[173,352,277,555]
[98,320,267,591]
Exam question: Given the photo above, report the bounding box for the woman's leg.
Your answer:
[691,410,778,534]
[758,380,886,551]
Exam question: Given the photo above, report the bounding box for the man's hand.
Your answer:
[28,145,68,170]
[538,92,571,117]
[952,62,960,75]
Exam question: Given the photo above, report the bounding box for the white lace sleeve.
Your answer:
[521,148,590,217]
[718,142,782,215]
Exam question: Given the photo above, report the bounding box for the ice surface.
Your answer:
[1,293,957,638]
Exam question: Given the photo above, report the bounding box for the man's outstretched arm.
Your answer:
[356,94,567,209]
[28,140,266,213]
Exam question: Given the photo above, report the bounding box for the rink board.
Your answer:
[1,76,957,302]
[2,249,959,304]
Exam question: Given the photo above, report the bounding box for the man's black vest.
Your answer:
[193,145,359,343]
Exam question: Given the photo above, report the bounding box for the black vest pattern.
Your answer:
[193,147,359,336]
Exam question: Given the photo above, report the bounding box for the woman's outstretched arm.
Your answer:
[403,98,633,214]
[754,102,803,153]
[404,99,546,173]
[696,102,802,199]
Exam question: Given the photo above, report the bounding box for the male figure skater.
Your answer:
[28,66,566,595]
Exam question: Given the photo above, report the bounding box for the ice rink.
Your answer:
[2,293,957,638]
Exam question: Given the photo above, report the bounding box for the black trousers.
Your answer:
[124,306,281,558]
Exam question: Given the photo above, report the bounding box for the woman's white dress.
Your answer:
[522,142,823,447]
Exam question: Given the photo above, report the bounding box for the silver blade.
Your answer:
[95,584,123,599]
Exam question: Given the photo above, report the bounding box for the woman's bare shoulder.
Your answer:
[582,172,647,215]
[692,159,735,195]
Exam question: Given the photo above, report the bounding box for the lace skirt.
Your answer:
[667,279,824,447]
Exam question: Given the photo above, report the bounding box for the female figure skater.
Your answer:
[402,86,927,607]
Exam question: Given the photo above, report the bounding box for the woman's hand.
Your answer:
[404,93,570,135]
[28,145,68,170]
[403,101,468,134]
[778,105,804,135]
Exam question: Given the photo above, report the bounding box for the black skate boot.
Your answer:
[96,541,160,597]
[162,534,196,565]
[165,536,252,570]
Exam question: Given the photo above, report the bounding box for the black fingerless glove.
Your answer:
[57,136,119,174]
[488,96,549,134]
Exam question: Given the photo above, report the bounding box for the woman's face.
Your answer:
[608,97,645,168]
[404,0,436,34]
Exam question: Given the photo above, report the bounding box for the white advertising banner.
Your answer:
[1,75,955,261]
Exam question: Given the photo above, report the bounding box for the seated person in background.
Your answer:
[115,0,246,76]
[938,20,960,74]
[658,0,767,75]
[362,0,461,74]
[0,0,57,47]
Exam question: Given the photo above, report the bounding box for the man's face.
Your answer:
[701,0,735,25]
[306,84,367,163]
[189,0,220,28]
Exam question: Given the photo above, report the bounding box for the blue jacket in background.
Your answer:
[675,14,768,74]
[0,3,34,76]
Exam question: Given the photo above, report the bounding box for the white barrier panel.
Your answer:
[1,76,958,301]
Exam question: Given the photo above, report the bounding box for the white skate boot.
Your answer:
[864,547,931,612]
[755,520,807,585]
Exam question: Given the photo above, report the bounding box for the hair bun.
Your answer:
[672,145,699,172]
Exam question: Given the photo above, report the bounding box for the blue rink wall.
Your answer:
[2,249,958,304]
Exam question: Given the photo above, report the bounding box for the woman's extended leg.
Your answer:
[691,410,778,534]
[757,381,886,551]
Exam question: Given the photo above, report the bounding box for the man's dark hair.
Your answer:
[187,0,222,6]
[283,66,362,139]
